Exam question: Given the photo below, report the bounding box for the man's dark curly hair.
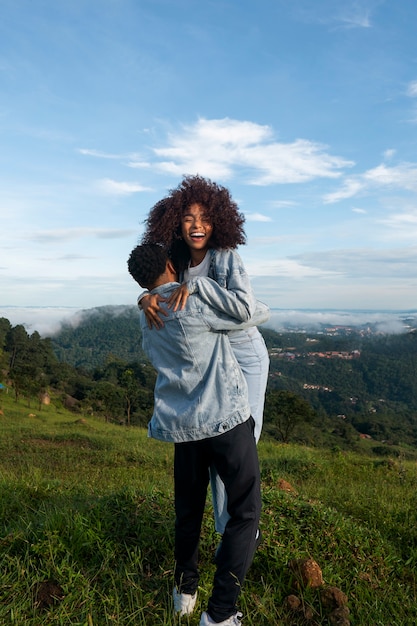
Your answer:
[127,244,169,289]
[141,175,246,272]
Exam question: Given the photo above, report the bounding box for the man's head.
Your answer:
[127,244,176,289]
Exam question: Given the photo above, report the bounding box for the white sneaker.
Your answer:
[199,610,243,625]
[173,587,197,616]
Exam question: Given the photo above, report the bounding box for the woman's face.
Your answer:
[181,203,213,259]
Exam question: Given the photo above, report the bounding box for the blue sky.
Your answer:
[1,0,417,330]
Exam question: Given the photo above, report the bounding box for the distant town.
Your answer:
[266,310,417,337]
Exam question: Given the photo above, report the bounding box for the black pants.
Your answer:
[174,418,261,623]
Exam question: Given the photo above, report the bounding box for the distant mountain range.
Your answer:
[44,304,417,448]
[1,305,416,337]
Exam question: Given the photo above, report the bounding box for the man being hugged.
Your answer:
[127,244,269,626]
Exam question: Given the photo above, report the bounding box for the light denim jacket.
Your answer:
[184,248,257,323]
[139,249,257,322]
[141,281,270,443]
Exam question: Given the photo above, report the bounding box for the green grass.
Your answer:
[0,394,416,625]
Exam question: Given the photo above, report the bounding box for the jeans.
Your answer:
[211,329,269,533]
[174,418,261,622]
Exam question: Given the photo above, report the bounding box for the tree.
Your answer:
[5,326,57,405]
[0,317,12,352]
[263,390,316,443]
[87,381,125,423]
[6,325,31,401]
[120,368,141,426]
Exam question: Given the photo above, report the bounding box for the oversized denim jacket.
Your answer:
[184,248,257,324]
[142,281,270,443]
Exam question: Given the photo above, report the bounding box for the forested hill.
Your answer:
[48,306,417,449]
[49,306,146,369]
[264,328,417,447]
[50,305,417,383]
[50,306,417,413]
[2,306,417,450]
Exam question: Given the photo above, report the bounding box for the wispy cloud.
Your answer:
[142,117,353,185]
[245,212,272,222]
[244,257,342,279]
[79,148,128,159]
[324,162,417,203]
[79,149,148,169]
[336,7,372,29]
[267,310,409,334]
[95,179,152,195]
[364,163,417,189]
[324,178,365,203]
[43,254,95,261]
[378,210,417,239]
[28,228,136,243]
[405,81,417,124]
[80,118,353,190]
[127,160,151,169]
[269,200,297,209]
[383,149,396,160]
[294,246,417,279]
[293,0,377,29]
[406,80,417,98]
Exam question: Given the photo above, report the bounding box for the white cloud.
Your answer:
[127,160,151,169]
[96,179,152,195]
[294,0,375,29]
[363,163,417,189]
[269,200,297,209]
[0,306,413,339]
[245,212,272,222]
[378,211,417,239]
[324,162,417,202]
[407,81,417,97]
[150,118,353,185]
[249,234,312,245]
[324,178,365,203]
[267,310,409,334]
[352,207,367,214]
[28,228,136,243]
[79,148,148,167]
[383,149,396,160]
[339,11,371,29]
[294,246,417,279]
[79,148,124,159]
[0,306,84,336]
[243,257,342,279]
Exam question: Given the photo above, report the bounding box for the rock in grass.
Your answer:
[288,557,324,588]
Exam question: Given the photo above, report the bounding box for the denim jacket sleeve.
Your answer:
[186,249,257,321]
[203,299,270,332]
[137,289,150,309]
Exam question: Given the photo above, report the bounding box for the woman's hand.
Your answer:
[166,284,190,311]
[141,293,168,329]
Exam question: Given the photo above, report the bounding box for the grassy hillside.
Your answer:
[1,392,416,625]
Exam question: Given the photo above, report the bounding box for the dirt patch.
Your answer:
[285,559,350,624]
[33,580,64,610]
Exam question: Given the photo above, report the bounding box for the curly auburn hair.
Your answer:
[141,175,246,272]
[127,244,169,289]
